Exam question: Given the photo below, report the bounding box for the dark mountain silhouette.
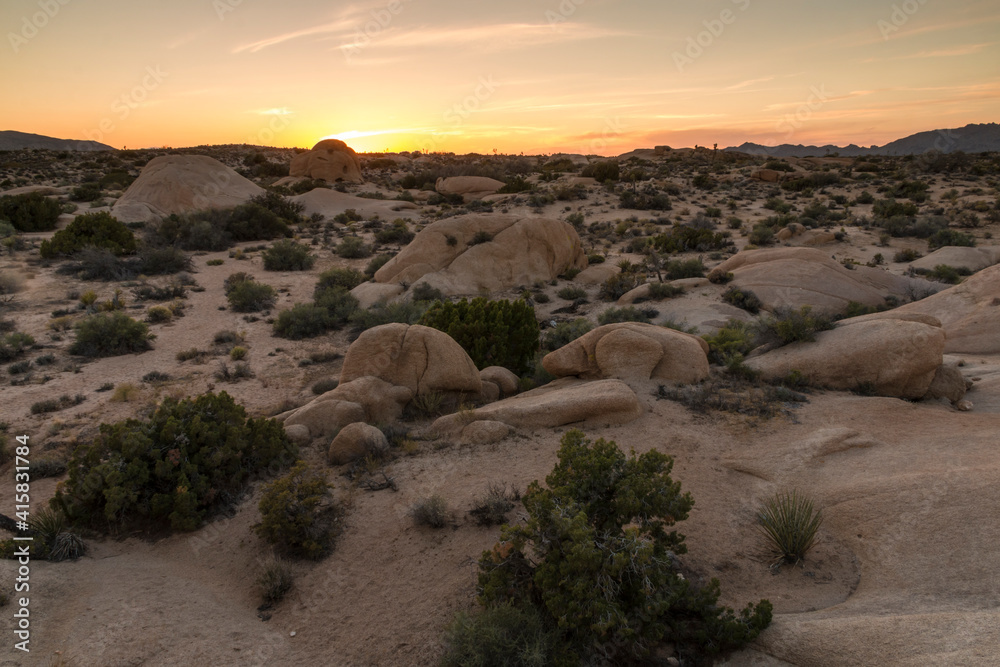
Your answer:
[725,123,1000,157]
[0,130,115,152]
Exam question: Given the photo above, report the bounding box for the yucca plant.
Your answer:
[757,490,822,566]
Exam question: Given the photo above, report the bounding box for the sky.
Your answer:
[1,0,998,155]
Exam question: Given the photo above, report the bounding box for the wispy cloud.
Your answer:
[339,22,627,50]
[234,18,357,54]
[726,76,776,90]
[898,42,995,58]
[252,108,294,116]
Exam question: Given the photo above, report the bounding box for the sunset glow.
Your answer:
[2,0,998,153]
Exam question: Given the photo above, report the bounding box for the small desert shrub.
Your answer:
[759,306,835,345]
[146,306,172,323]
[229,346,248,361]
[410,282,444,302]
[142,370,170,383]
[893,248,922,262]
[215,361,254,382]
[255,461,341,559]
[664,257,706,280]
[0,192,61,232]
[581,160,620,182]
[273,304,334,339]
[703,319,758,365]
[419,298,539,375]
[8,360,30,375]
[262,240,316,271]
[441,604,556,667]
[311,378,339,395]
[652,226,731,253]
[227,279,277,313]
[40,212,137,258]
[468,482,518,526]
[597,306,656,325]
[314,286,361,325]
[30,394,84,415]
[364,253,393,277]
[29,458,67,479]
[213,329,244,345]
[645,282,684,300]
[722,286,762,314]
[556,286,586,301]
[541,318,593,352]
[0,332,34,362]
[349,300,428,336]
[374,219,414,244]
[110,383,140,402]
[0,272,25,297]
[410,389,444,417]
[598,272,643,301]
[70,312,152,357]
[927,229,976,250]
[469,230,493,245]
[257,554,294,604]
[410,495,448,528]
[176,347,206,362]
[54,392,295,533]
[315,267,366,294]
[757,490,822,565]
[206,258,224,266]
[336,235,372,259]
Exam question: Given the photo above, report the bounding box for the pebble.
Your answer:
[956,400,973,412]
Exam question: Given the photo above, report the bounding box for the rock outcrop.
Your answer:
[542,322,710,384]
[372,214,587,296]
[435,176,505,201]
[339,324,482,398]
[289,139,363,183]
[328,422,389,465]
[111,155,264,222]
[709,247,942,316]
[744,314,947,399]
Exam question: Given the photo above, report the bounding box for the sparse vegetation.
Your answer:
[262,239,316,271]
[255,461,341,560]
[40,212,137,258]
[410,495,449,528]
[757,490,823,566]
[70,312,153,357]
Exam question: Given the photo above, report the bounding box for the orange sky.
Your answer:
[2,0,998,154]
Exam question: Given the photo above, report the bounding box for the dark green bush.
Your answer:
[541,318,593,352]
[476,430,772,663]
[0,192,61,232]
[70,312,152,357]
[644,282,684,300]
[227,279,277,312]
[441,604,555,667]
[53,392,296,533]
[618,187,672,211]
[597,306,657,325]
[40,212,137,259]
[664,257,706,280]
[759,306,835,345]
[556,286,586,301]
[151,204,291,251]
[262,240,315,271]
[313,286,360,326]
[336,235,372,259]
[581,160,620,182]
[410,282,444,302]
[722,286,762,314]
[927,229,976,250]
[364,253,393,277]
[703,319,757,365]
[273,304,333,339]
[255,461,341,559]
[758,490,822,566]
[598,272,643,301]
[374,219,414,245]
[349,300,428,336]
[315,267,365,294]
[419,298,539,375]
[872,198,918,219]
[70,183,102,202]
[248,191,304,223]
[652,226,731,253]
[138,246,192,275]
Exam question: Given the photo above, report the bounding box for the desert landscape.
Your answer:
[0,133,997,666]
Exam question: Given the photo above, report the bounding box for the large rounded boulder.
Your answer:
[542,322,710,384]
[339,323,482,398]
[373,214,587,296]
[111,155,264,222]
[709,247,942,316]
[435,176,505,201]
[744,314,946,399]
[290,139,363,183]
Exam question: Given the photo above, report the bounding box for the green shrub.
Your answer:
[541,318,592,352]
[581,160,620,182]
[315,267,366,294]
[0,332,34,362]
[652,226,731,253]
[262,240,315,271]
[703,319,757,365]
[645,282,684,300]
[921,264,972,284]
[597,306,656,325]
[53,392,296,533]
[468,482,518,527]
[374,219,414,245]
[273,304,333,339]
[477,430,772,663]
[0,192,61,232]
[664,257,705,280]
[757,490,822,566]
[257,554,294,604]
[419,298,539,375]
[598,272,643,301]
[314,286,360,326]
[336,236,372,259]
[441,604,555,667]
[410,494,449,528]
[151,204,291,251]
[722,286,762,314]
[349,300,429,335]
[364,253,393,277]
[255,461,341,559]
[70,182,102,202]
[759,306,835,345]
[248,191,304,223]
[146,305,173,323]
[748,223,775,246]
[70,312,152,357]
[872,198,918,219]
[312,378,339,395]
[927,229,976,250]
[469,230,493,245]
[40,212,137,259]
[894,248,922,262]
[556,286,586,301]
[227,279,277,313]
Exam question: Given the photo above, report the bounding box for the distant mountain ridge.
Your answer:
[0,130,115,152]
[725,123,1000,158]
